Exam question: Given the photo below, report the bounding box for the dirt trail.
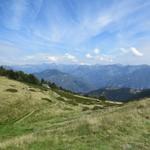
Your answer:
[14,110,37,124]
[0,106,124,149]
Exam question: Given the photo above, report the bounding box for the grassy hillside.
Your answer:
[0,77,150,150]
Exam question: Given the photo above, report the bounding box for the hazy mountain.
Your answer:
[11,63,79,74]
[11,64,150,92]
[34,69,93,93]
[68,64,150,90]
[87,88,150,102]
[11,63,57,73]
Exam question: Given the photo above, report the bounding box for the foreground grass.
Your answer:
[0,77,149,150]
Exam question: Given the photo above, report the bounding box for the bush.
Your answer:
[29,88,36,92]
[6,88,18,93]
[82,107,89,111]
[42,98,52,103]
[99,95,107,103]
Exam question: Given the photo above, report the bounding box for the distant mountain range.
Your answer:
[10,64,150,94]
[86,88,150,102]
[34,69,93,93]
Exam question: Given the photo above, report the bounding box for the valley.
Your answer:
[12,64,150,92]
[0,0,150,149]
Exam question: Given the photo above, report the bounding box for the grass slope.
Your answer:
[0,77,150,150]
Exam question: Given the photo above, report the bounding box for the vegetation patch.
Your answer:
[5,88,18,93]
[0,77,150,150]
[55,89,101,105]
[66,100,78,106]
[92,105,104,110]
[41,98,52,103]
[57,96,66,102]
[57,96,78,106]
[82,106,90,111]
[29,88,36,92]
[9,84,16,87]
[63,107,73,111]
[137,104,145,109]
[75,122,92,136]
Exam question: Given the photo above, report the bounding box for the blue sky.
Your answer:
[0,0,150,65]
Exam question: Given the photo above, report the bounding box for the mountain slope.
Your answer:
[34,69,93,93]
[69,64,150,90]
[0,77,150,150]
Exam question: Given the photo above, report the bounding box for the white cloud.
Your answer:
[64,53,78,62]
[86,53,93,59]
[47,56,58,62]
[130,47,143,57]
[119,47,143,57]
[23,53,78,64]
[96,55,113,62]
[85,48,113,63]
[94,48,100,54]
[23,53,56,63]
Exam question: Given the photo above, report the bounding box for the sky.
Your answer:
[0,0,150,65]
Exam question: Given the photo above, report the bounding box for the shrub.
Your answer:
[82,107,89,111]
[6,88,18,93]
[92,105,104,110]
[42,98,52,103]
[29,88,36,92]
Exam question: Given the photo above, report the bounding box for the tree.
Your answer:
[28,74,40,84]
[99,95,107,103]
[0,66,40,85]
[41,78,45,84]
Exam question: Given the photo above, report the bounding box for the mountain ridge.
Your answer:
[8,64,150,93]
[34,69,94,93]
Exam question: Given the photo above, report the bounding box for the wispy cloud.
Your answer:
[0,0,149,65]
[23,52,79,64]
[130,47,143,57]
[2,0,27,30]
[120,47,143,57]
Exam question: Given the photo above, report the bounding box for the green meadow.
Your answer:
[0,77,149,150]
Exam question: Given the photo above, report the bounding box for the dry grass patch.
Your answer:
[0,133,36,149]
